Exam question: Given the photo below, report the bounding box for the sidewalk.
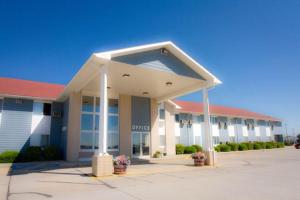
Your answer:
[0,164,11,200]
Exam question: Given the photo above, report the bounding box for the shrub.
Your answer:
[153,151,162,158]
[276,142,285,148]
[257,142,266,149]
[192,145,203,152]
[0,151,19,163]
[265,142,274,149]
[253,143,262,150]
[44,146,61,160]
[227,143,239,151]
[184,146,197,154]
[176,144,185,155]
[24,146,42,161]
[214,146,221,152]
[219,144,231,152]
[284,140,294,146]
[248,142,254,150]
[238,143,248,151]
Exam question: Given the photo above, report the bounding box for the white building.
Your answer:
[172,100,283,147]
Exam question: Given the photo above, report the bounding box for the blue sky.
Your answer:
[0,0,299,134]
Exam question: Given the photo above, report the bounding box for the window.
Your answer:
[43,103,51,115]
[229,136,235,143]
[80,132,93,149]
[0,99,2,113]
[194,115,204,123]
[175,114,180,122]
[159,109,165,120]
[33,102,51,115]
[247,123,250,130]
[81,114,93,130]
[231,118,242,124]
[218,122,222,129]
[82,96,94,112]
[80,96,119,151]
[158,103,166,147]
[224,122,228,130]
[213,136,220,145]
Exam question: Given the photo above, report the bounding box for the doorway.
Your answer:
[132,132,150,158]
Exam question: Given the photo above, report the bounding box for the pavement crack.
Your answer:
[9,192,52,198]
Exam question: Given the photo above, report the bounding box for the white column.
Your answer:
[97,65,108,155]
[203,88,213,151]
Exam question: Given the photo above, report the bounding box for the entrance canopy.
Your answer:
[58,41,221,101]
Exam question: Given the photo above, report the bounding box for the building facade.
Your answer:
[0,42,284,163]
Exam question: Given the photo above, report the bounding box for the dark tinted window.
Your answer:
[0,99,2,112]
[43,103,51,115]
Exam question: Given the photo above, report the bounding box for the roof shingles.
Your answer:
[0,78,64,100]
[174,100,280,122]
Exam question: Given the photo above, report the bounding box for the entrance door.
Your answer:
[132,132,150,158]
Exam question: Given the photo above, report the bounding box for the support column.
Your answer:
[92,65,113,177]
[203,88,216,166]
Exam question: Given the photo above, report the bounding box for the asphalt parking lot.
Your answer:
[1,147,299,200]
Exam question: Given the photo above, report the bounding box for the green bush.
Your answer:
[0,151,19,163]
[214,146,221,152]
[176,144,185,155]
[253,142,262,150]
[248,142,254,150]
[184,146,197,154]
[153,151,161,158]
[256,142,266,149]
[227,143,239,151]
[219,144,231,152]
[238,143,248,151]
[276,142,285,148]
[265,142,274,149]
[192,145,203,152]
[284,140,294,146]
[24,146,42,161]
[43,146,61,160]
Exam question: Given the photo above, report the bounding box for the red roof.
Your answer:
[0,77,65,100]
[174,100,280,122]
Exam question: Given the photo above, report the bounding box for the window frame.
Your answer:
[158,104,166,148]
[80,96,120,152]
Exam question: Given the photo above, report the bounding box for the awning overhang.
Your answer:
[57,42,221,102]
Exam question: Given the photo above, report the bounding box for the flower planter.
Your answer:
[114,165,127,175]
[194,158,205,166]
[191,152,206,167]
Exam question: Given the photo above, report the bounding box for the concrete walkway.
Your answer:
[1,147,299,200]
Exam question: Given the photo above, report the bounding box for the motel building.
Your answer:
[0,42,283,176]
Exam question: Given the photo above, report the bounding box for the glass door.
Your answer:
[132,132,141,157]
[142,133,150,156]
[132,132,150,158]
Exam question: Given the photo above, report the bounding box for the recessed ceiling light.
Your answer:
[122,74,130,77]
[142,92,149,95]
[166,81,173,86]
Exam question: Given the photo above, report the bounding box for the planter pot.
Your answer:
[114,165,127,174]
[194,158,205,166]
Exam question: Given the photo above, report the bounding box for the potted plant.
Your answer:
[113,155,130,174]
[191,152,206,166]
